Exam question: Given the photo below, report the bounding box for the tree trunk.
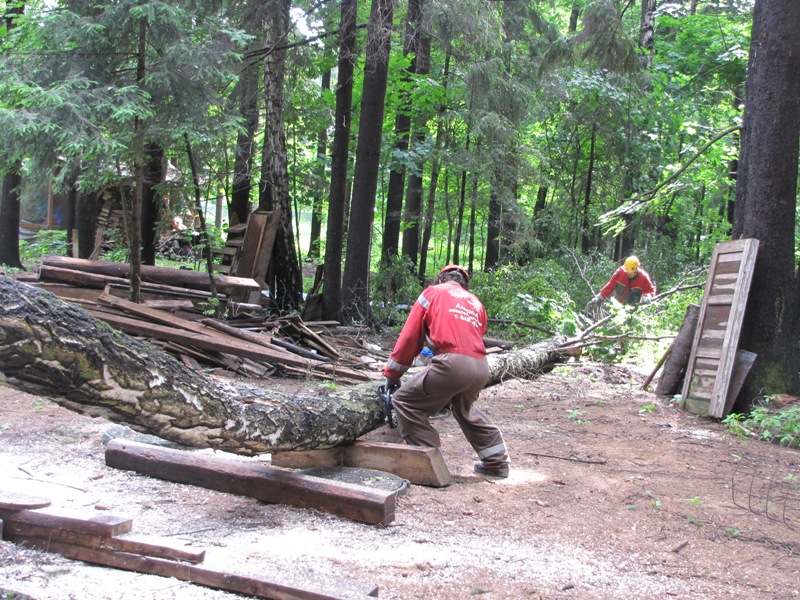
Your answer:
[0,277,570,454]
[639,0,657,69]
[0,1,24,270]
[382,2,418,266]
[341,0,394,324]
[140,143,164,266]
[322,0,357,322]
[230,39,263,226]
[307,71,330,261]
[0,169,23,269]
[655,303,700,397]
[258,0,302,311]
[731,0,800,400]
[0,277,384,455]
[484,181,501,270]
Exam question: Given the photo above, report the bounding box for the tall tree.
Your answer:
[258,0,303,310]
[322,0,358,322]
[307,70,331,261]
[731,0,800,400]
[231,4,267,228]
[0,0,24,269]
[382,0,423,265]
[399,0,431,274]
[341,0,394,323]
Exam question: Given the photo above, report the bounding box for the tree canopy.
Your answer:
[2,0,798,398]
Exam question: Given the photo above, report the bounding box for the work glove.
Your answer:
[639,295,653,305]
[384,377,401,390]
[583,295,603,314]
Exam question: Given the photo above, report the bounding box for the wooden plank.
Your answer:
[0,508,132,537]
[7,538,378,600]
[272,442,452,488]
[85,311,316,370]
[105,440,396,526]
[2,521,205,564]
[97,294,229,338]
[0,491,51,510]
[722,350,757,417]
[234,211,269,279]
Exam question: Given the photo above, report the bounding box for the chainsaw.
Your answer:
[377,378,400,428]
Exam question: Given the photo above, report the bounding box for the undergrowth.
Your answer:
[723,404,800,448]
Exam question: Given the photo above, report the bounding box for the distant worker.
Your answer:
[382,265,511,478]
[585,256,656,313]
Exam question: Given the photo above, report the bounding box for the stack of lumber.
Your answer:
[0,490,379,599]
[12,257,377,384]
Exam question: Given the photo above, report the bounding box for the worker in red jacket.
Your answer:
[382,265,510,478]
[585,255,656,312]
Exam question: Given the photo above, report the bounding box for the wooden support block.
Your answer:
[2,521,205,564]
[0,490,51,510]
[272,441,453,488]
[105,439,396,526]
[8,538,378,599]
[0,508,132,537]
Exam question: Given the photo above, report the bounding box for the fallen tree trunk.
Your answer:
[0,277,573,454]
[0,277,384,455]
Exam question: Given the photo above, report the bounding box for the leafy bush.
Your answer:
[723,404,800,448]
[19,229,69,268]
[370,256,424,327]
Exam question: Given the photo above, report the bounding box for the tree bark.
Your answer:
[0,277,384,455]
[0,278,572,455]
[321,0,358,322]
[0,169,23,269]
[341,0,394,324]
[731,0,800,400]
[655,303,700,397]
[258,0,303,311]
[140,143,165,267]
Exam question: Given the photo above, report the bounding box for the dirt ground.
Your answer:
[2,362,800,600]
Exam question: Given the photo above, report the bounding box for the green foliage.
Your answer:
[471,261,575,341]
[370,256,424,327]
[18,229,69,268]
[723,405,800,448]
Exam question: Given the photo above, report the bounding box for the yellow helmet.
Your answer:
[623,256,640,274]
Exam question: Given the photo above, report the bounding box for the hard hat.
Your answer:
[623,256,640,274]
[438,264,470,282]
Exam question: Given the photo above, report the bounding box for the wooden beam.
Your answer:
[105,440,397,526]
[272,441,452,488]
[0,508,133,537]
[8,538,378,599]
[3,521,205,564]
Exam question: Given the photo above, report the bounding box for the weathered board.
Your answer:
[272,441,453,488]
[681,239,759,417]
[105,439,397,526]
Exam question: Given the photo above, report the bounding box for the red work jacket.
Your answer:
[383,281,487,380]
[600,267,655,305]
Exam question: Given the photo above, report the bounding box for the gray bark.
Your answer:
[0,277,569,455]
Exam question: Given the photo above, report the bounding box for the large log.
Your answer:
[40,255,259,296]
[0,276,570,455]
[0,277,384,455]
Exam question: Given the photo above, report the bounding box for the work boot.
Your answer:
[474,461,509,478]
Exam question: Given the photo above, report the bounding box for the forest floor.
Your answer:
[2,361,800,600]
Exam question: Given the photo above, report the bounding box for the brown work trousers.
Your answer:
[391,353,509,467]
